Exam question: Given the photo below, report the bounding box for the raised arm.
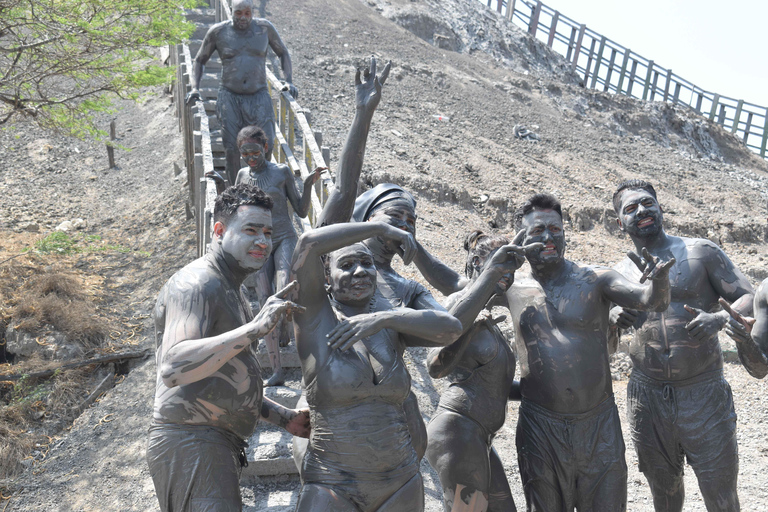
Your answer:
[316,57,390,227]
[186,26,218,104]
[413,241,468,296]
[159,280,302,388]
[267,21,297,98]
[284,165,323,218]
[601,248,674,312]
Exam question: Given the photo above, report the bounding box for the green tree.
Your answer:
[0,0,198,138]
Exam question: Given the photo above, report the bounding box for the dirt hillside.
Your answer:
[3,0,768,510]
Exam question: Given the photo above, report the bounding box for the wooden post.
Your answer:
[649,71,659,101]
[695,92,704,113]
[571,24,586,70]
[731,99,744,134]
[497,0,502,13]
[565,26,577,61]
[760,107,768,158]
[662,69,673,102]
[709,94,720,121]
[743,112,754,145]
[590,37,606,89]
[617,50,631,94]
[107,119,116,168]
[718,104,727,125]
[547,11,560,47]
[583,38,597,86]
[506,0,515,19]
[604,48,617,92]
[528,1,542,36]
[627,59,638,97]
[642,60,654,100]
[672,82,681,104]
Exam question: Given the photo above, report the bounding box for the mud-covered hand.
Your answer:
[609,306,640,329]
[326,312,388,351]
[725,316,756,345]
[684,304,727,342]
[382,224,417,265]
[355,56,391,115]
[510,229,545,266]
[249,281,305,339]
[628,247,676,283]
[185,89,201,105]
[284,408,311,438]
[282,82,299,99]
[303,167,326,189]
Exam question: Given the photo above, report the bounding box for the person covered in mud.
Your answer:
[505,193,674,511]
[426,230,540,512]
[290,220,462,511]
[610,179,754,512]
[234,125,323,386]
[186,0,297,184]
[723,277,768,379]
[147,184,310,512]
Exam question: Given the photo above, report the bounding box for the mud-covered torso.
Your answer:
[152,254,263,439]
[616,237,728,381]
[505,264,613,414]
[238,164,297,244]
[215,20,272,94]
[438,322,516,437]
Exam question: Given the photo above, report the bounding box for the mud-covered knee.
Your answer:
[445,484,489,512]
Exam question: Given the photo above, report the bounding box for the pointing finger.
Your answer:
[523,242,545,255]
[275,280,298,299]
[379,61,391,85]
[683,304,700,317]
[369,55,377,79]
[512,229,526,246]
[627,251,646,272]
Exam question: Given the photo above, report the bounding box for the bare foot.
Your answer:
[265,368,286,387]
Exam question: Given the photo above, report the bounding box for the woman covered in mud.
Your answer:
[290,220,462,512]
[426,231,539,512]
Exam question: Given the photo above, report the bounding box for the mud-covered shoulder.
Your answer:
[163,257,225,305]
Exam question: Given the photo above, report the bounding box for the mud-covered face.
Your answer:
[218,205,272,271]
[232,0,253,31]
[366,204,416,258]
[521,209,565,265]
[328,245,377,306]
[239,142,266,170]
[617,189,663,238]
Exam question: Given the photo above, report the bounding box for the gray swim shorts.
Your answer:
[216,86,276,152]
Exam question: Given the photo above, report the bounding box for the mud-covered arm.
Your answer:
[285,166,323,219]
[427,314,491,378]
[327,308,462,351]
[725,281,768,379]
[316,58,390,227]
[260,397,311,438]
[187,27,217,103]
[707,242,754,323]
[602,249,674,312]
[159,281,301,388]
[412,241,468,296]
[266,21,295,94]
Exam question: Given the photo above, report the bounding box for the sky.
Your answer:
[541,0,768,108]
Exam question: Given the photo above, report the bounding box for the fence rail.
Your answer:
[481,0,768,159]
[171,0,332,255]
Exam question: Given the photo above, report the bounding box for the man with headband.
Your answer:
[186,0,298,184]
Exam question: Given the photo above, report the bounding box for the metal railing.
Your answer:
[481,0,768,159]
[171,0,332,255]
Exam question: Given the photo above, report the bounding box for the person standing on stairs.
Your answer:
[186,0,298,185]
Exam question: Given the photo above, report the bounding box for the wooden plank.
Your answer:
[616,49,631,93]
[709,93,720,121]
[506,0,515,19]
[589,37,606,89]
[663,69,672,102]
[731,99,744,134]
[642,60,654,100]
[528,1,542,36]
[547,11,559,47]
[604,48,617,92]
[571,24,586,70]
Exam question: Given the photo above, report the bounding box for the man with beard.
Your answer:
[186,0,297,184]
[610,179,754,512]
[148,184,310,512]
[505,193,674,511]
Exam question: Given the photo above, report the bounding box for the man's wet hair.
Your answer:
[214,183,273,224]
[236,125,268,148]
[463,230,509,278]
[612,180,657,213]
[514,193,563,229]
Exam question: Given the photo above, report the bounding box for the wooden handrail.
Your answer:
[477,0,768,159]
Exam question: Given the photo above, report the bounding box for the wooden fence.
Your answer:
[172,0,332,256]
[481,0,768,159]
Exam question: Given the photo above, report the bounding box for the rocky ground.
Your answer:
[2,0,768,510]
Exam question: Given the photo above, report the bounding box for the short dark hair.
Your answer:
[514,193,563,230]
[612,180,658,213]
[463,230,509,278]
[214,183,273,224]
[236,125,268,148]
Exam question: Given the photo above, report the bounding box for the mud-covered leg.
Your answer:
[376,473,424,512]
[693,461,739,512]
[274,238,297,348]
[295,483,359,512]
[255,254,284,387]
[487,447,515,512]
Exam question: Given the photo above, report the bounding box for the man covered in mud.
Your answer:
[724,277,768,378]
[186,0,297,184]
[505,193,674,511]
[147,183,309,512]
[610,179,754,512]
